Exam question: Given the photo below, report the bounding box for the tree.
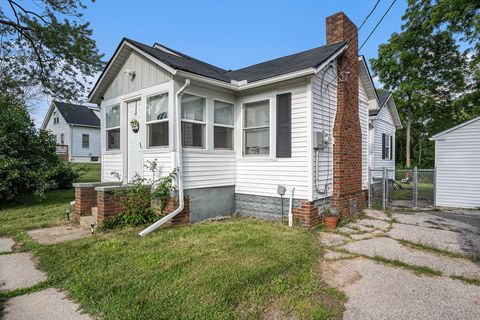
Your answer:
[370,0,473,168]
[0,96,81,201]
[0,0,104,102]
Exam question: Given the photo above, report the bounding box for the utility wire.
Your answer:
[359,0,398,52]
[358,0,382,31]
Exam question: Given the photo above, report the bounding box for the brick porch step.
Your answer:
[79,215,96,230]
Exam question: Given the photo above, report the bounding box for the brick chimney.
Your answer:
[326,12,365,216]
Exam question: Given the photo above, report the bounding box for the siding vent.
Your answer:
[276,93,291,158]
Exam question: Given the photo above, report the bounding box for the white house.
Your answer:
[430,116,480,208]
[41,101,101,163]
[368,90,402,178]
[85,12,393,229]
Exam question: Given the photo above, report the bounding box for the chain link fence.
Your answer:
[369,167,435,210]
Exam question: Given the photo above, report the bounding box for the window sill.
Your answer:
[237,157,277,162]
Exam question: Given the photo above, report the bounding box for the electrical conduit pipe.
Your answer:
[139,79,190,236]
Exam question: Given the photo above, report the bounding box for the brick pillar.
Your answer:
[164,197,190,226]
[74,186,97,223]
[96,191,124,226]
[292,200,320,228]
[326,12,365,216]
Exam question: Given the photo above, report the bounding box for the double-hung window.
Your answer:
[106,105,120,150]
[243,100,270,155]
[181,94,206,149]
[146,93,169,148]
[382,133,393,160]
[82,134,89,148]
[214,100,234,150]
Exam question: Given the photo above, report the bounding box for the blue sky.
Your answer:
[32,0,408,126]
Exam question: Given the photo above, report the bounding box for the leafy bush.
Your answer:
[103,167,178,229]
[0,97,82,202]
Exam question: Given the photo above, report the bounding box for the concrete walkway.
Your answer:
[1,226,93,319]
[320,209,480,320]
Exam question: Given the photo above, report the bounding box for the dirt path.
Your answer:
[320,209,480,320]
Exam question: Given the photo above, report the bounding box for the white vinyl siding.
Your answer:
[236,81,310,199]
[102,153,123,182]
[434,118,480,208]
[183,150,236,189]
[44,106,70,148]
[143,151,173,183]
[312,65,337,199]
[372,106,396,178]
[104,51,172,100]
[71,127,101,158]
[359,80,369,189]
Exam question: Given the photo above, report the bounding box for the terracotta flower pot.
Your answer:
[324,216,340,230]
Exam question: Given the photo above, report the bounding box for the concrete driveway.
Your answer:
[320,209,480,320]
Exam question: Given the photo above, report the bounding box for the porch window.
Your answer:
[146,93,169,147]
[243,100,270,155]
[106,105,120,150]
[382,133,392,160]
[214,100,234,150]
[181,94,205,149]
[82,134,89,148]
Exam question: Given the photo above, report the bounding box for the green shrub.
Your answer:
[0,97,82,202]
[103,168,178,229]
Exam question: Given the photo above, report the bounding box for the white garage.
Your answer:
[430,116,480,208]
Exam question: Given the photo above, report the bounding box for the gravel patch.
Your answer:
[0,237,15,253]
[323,258,480,320]
[342,237,480,279]
[27,225,91,244]
[0,253,47,291]
[388,223,480,257]
[323,250,355,260]
[3,288,92,320]
[337,227,358,234]
[350,230,384,241]
[344,223,374,233]
[357,218,390,231]
[319,232,349,247]
[364,209,390,221]
[393,212,480,235]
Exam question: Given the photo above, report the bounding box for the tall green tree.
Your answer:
[370,0,477,168]
[0,0,104,102]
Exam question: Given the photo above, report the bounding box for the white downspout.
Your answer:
[139,79,190,236]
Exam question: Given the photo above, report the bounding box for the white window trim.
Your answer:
[242,99,271,157]
[145,91,169,149]
[181,93,207,149]
[82,134,89,149]
[213,99,235,150]
[106,104,121,151]
[384,134,392,160]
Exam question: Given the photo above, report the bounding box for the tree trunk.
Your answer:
[406,105,412,168]
[418,139,422,167]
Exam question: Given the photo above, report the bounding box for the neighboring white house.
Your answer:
[368,90,402,178]
[430,117,480,208]
[41,101,101,163]
[86,13,394,224]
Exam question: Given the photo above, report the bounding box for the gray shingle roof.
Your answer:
[125,38,347,84]
[369,91,392,117]
[377,91,391,107]
[54,101,100,127]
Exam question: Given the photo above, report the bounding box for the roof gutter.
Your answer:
[139,79,190,236]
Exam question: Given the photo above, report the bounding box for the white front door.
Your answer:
[127,100,143,182]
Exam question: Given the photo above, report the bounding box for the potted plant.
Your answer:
[323,207,340,230]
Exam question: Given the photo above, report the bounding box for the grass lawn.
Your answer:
[36,219,344,319]
[0,161,345,319]
[72,163,101,183]
[0,189,73,238]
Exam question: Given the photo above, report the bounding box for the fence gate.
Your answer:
[368,167,435,210]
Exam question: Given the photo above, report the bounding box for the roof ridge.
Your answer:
[228,41,346,73]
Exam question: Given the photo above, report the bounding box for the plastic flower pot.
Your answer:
[324,215,340,230]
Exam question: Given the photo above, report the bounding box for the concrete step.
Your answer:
[79,215,96,230]
[91,207,98,219]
